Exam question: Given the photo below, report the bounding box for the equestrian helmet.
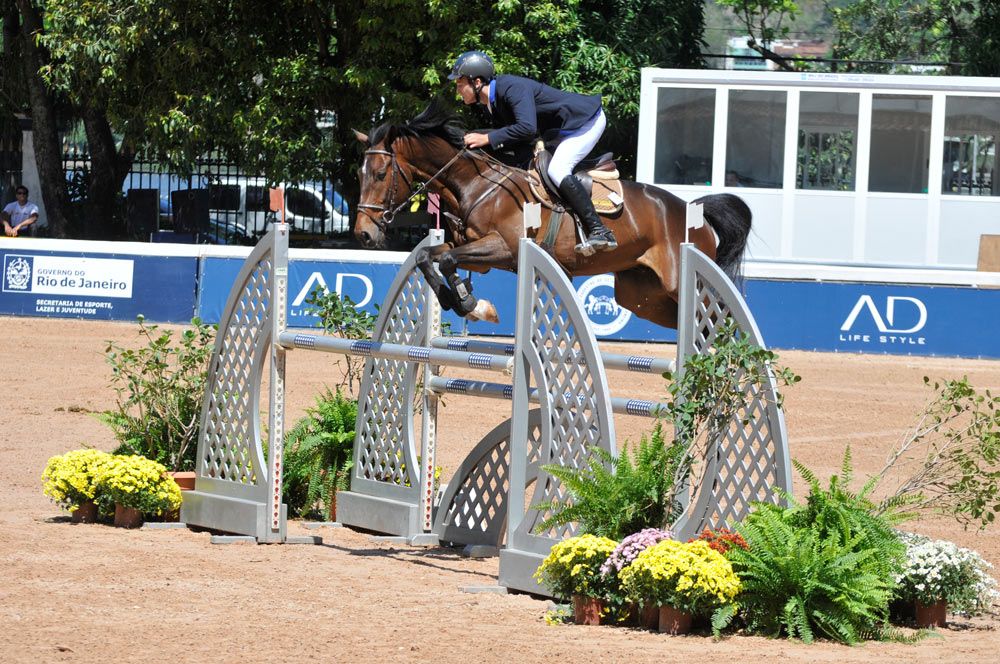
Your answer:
[447,51,495,82]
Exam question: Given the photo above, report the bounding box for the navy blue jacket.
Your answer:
[484,75,602,150]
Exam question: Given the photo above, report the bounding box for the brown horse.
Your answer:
[354,102,752,330]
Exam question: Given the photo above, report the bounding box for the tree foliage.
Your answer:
[829,0,975,73]
[32,0,706,218]
[715,0,803,70]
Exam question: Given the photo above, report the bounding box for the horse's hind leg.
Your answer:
[614,267,680,330]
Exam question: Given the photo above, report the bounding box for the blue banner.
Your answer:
[197,257,468,332]
[1,248,196,323]
[196,256,1000,359]
[745,280,1000,359]
[464,269,678,342]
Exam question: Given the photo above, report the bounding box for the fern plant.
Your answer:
[727,451,908,644]
[282,388,357,519]
[534,422,685,540]
[728,504,897,644]
[790,448,910,584]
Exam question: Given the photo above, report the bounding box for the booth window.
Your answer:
[943,96,999,197]
[725,90,786,188]
[654,88,715,185]
[797,91,859,191]
[869,94,932,193]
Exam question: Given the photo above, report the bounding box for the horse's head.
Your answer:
[354,101,468,248]
[354,127,416,249]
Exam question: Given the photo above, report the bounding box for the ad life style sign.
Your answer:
[839,295,928,347]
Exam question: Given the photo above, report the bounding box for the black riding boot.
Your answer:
[558,174,617,253]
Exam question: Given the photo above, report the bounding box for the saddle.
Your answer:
[528,148,625,216]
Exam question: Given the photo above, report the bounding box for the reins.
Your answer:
[358,146,468,226]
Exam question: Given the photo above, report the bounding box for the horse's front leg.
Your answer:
[414,244,459,313]
[438,232,514,324]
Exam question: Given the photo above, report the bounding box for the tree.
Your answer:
[716,0,802,70]
[963,0,1000,75]
[36,0,708,233]
[829,0,975,74]
[3,0,71,237]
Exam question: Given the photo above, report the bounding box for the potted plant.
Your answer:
[895,532,999,628]
[534,534,619,625]
[94,455,183,528]
[41,449,115,523]
[601,528,673,628]
[619,539,741,634]
[690,527,749,555]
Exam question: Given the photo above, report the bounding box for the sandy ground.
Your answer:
[1,315,999,663]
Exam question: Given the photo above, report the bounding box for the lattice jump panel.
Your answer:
[353,265,427,496]
[434,411,544,548]
[671,245,792,541]
[509,241,615,551]
[197,254,272,492]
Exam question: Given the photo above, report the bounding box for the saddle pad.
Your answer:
[528,170,624,216]
[591,179,624,215]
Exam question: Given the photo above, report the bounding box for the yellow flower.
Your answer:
[619,539,741,614]
[41,449,115,509]
[534,534,619,599]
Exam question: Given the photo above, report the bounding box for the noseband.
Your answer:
[357,148,410,228]
[358,146,467,229]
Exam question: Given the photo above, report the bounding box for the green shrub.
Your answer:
[282,388,357,519]
[875,376,1000,530]
[728,452,906,644]
[792,448,908,585]
[729,504,897,644]
[304,287,375,395]
[534,422,686,540]
[100,316,215,471]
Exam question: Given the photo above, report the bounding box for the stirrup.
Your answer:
[574,239,597,256]
[585,228,618,252]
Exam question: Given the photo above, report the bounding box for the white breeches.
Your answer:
[546,110,606,186]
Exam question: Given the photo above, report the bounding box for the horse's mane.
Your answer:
[369,99,466,150]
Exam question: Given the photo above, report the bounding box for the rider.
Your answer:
[448,50,617,253]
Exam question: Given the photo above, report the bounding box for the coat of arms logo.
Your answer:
[4,256,31,291]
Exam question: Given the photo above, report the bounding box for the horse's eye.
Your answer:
[376,169,387,181]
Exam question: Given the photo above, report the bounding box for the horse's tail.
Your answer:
[693,193,752,283]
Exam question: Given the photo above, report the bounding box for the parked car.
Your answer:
[208,177,350,237]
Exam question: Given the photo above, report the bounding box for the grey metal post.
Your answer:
[264,224,289,542]
[417,229,444,539]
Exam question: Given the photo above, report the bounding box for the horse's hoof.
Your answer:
[468,299,499,324]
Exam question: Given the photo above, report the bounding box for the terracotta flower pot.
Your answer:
[658,605,692,635]
[168,471,197,491]
[114,503,144,529]
[915,599,948,628]
[641,603,661,630]
[71,500,99,524]
[572,594,603,626]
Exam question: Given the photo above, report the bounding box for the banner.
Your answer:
[746,280,1000,359]
[1,248,196,322]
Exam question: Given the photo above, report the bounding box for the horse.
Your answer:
[353,102,752,331]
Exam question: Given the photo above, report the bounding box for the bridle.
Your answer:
[357,145,468,228]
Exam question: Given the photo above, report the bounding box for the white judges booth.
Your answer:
[637,69,1000,270]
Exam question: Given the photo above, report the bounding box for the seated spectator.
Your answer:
[2,186,39,237]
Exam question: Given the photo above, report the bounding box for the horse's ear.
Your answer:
[352,129,369,144]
